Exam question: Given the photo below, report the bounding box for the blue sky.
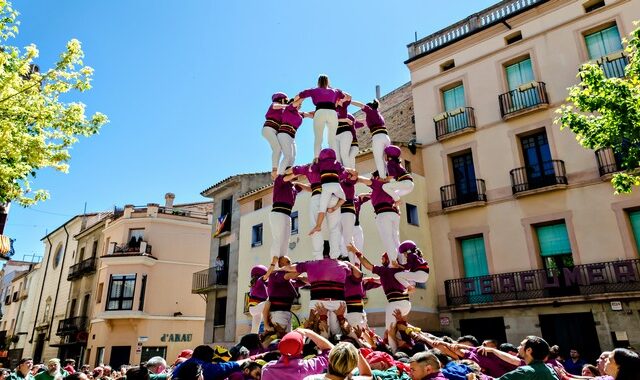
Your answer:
[5,0,497,261]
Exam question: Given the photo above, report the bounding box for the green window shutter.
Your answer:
[443,85,465,111]
[461,236,489,277]
[585,26,623,60]
[628,211,640,255]
[506,58,534,90]
[536,223,572,256]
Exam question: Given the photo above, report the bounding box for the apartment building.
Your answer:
[194,173,273,345]
[405,0,640,360]
[86,196,212,369]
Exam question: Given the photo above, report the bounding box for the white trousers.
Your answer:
[309,300,346,336]
[353,225,364,252]
[336,131,353,166]
[269,212,291,258]
[270,311,292,332]
[313,109,338,157]
[277,133,296,175]
[309,195,341,259]
[346,311,367,329]
[262,127,281,169]
[382,180,414,201]
[319,183,345,211]
[394,270,429,288]
[249,301,266,333]
[375,212,400,261]
[385,299,411,331]
[347,146,358,170]
[340,212,356,261]
[372,133,391,177]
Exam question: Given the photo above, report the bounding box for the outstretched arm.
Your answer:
[357,176,373,186]
[351,100,366,108]
[296,328,334,351]
[347,244,374,271]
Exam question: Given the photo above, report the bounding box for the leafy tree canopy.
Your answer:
[0,0,108,206]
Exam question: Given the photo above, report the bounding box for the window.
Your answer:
[95,347,105,367]
[96,282,104,304]
[106,275,136,311]
[251,224,263,247]
[214,297,227,326]
[440,59,455,72]
[291,211,299,235]
[505,31,523,45]
[520,131,555,187]
[220,197,233,233]
[583,0,605,13]
[127,229,144,248]
[138,275,147,311]
[104,237,110,256]
[406,204,419,226]
[505,58,535,90]
[460,236,491,303]
[535,222,574,277]
[442,84,465,112]
[451,152,478,203]
[628,210,640,254]
[254,199,263,211]
[79,247,85,261]
[585,25,622,59]
[141,347,167,362]
[53,244,64,269]
[92,240,99,257]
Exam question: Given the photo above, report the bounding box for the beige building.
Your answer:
[405,0,640,361]
[86,196,212,369]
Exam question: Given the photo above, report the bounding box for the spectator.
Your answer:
[172,363,201,380]
[604,348,640,380]
[408,351,446,380]
[9,358,33,380]
[34,359,69,380]
[582,364,600,377]
[145,357,167,380]
[262,328,334,380]
[457,336,479,347]
[124,368,149,380]
[497,336,557,379]
[172,345,243,380]
[227,362,262,380]
[64,373,88,380]
[1,369,12,380]
[63,360,75,375]
[563,348,587,376]
[305,342,372,379]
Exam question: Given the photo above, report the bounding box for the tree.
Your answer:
[0,0,108,210]
[556,21,640,194]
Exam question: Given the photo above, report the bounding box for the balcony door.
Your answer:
[460,236,491,303]
[585,25,624,78]
[452,153,478,204]
[536,223,578,297]
[443,85,466,132]
[505,58,538,109]
[520,132,554,188]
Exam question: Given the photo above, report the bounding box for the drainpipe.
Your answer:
[30,236,53,343]
[48,224,71,340]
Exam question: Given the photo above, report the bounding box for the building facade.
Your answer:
[86,196,212,369]
[406,0,640,361]
[195,173,273,345]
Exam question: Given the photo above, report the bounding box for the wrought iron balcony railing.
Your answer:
[192,266,228,293]
[499,81,549,119]
[56,316,88,336]
[445,259,640,307]
[435,107,476,140]
[67,257,97,281]
[440,179,487,209]
[510,160,567,194]
[597,52,629,79]
[595,147,621,176]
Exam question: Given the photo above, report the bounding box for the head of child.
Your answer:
[272,92,288,104]
[317,74,330,88]
[278,256,291,268]
[383,145,402,163]
[366,98,379,110]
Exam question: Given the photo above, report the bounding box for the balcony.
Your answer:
[597,52,628,79]
[56,316,88,336]
[440,179,487,210]
[435,107,476,141]
[67,257,97,281]
[499,81,549,119]
[445,259,640,307]
[108,241,152,255]
[407,0,550,61]
[595,147,621,177]
[192,266,228,294]
[510,160,567,195]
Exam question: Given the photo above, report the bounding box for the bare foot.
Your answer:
[407,285,416,294]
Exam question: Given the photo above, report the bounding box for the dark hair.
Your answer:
[64,374,84,380]
[230,345,250,361]
[441,336,456,344]
[612,348,640,380]
[523,336,550,361]
[241,361,262,372]
[19,358,33,365]
[366,99,379,110]
[317,75,329,88]
[548,345,560,359]
[428,348,451,366]
[192,345,215,361]
[239,334,262,352]
[262,351,281,362]
[582,364,600,376]
[125,367,150,380]
[499,343,518,354]
[0,369,11,377]
[173,362,201,380]
[371,170,380,179]
[457,335,479,347]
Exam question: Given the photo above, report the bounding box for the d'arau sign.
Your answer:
[160,333,193,342]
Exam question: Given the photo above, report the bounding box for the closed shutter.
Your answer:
[461,236,489,277]
[585,25,623,59]
[536,223,572,256]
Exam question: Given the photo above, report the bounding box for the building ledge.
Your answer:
[513,183,567,198]
[502,103,549,121]
[437,126,476,142]
[442,200,487,213]
[100,254,157,266]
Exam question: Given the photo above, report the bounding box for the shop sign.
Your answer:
[610,301,623,311]
[161,333,192,342]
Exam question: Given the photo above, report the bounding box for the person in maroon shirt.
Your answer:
[248,265,269,334]
[395,240,430,289]
[382,145,414,202]
[276,99,313,175]
[294,75,345,158]
[267,173,302,270]
[350,98,391,177]
[262,256,306,335]
[263,92,288,179]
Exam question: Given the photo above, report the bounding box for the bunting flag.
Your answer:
[213,214,228,237]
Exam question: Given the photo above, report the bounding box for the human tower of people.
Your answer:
[250,74,429,342]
